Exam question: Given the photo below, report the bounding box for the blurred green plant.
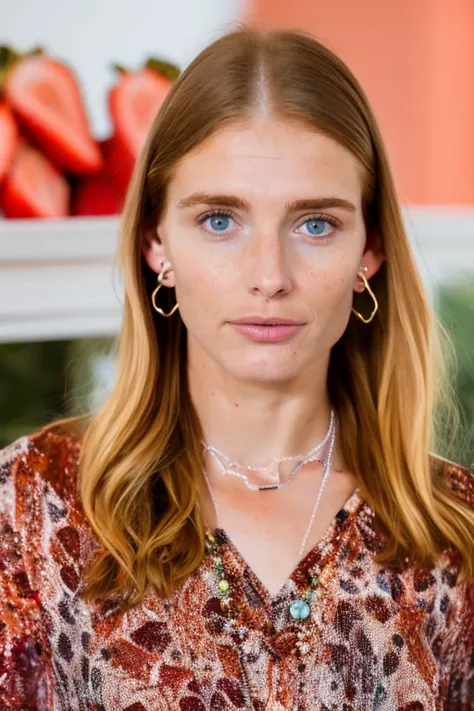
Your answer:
[435,277,474,469]
[0,337,115,448]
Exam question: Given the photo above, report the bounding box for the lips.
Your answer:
[228,317,305,343]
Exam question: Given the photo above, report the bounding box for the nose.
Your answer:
[246,231,293,299]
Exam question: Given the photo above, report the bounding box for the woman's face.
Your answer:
[143,118,384,383]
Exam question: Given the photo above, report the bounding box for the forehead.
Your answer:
[167,118,364,204]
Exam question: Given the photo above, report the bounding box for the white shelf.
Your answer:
[403,207,474,289]
[0,216,123,343]
[0,215,120,261]
[0,210,473,343]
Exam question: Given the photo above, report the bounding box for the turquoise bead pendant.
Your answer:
[289,576,318,621]
[289,599,311,621]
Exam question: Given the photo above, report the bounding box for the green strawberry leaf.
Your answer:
[144,57,180,82]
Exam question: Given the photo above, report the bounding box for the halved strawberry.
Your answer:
[4,50,102,174]
[109,58,178,159]
[0,102,18,183]
[0,141,70,218]
[72,172,118,216]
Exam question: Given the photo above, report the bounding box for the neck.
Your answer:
[187,343,341,472]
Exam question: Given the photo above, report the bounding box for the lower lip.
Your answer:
[229,323,304,342]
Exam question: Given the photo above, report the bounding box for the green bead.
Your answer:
[289,599,311,621]
[310,576,318,588]
[218,579,229,593]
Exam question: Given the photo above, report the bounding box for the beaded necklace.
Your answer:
[204,528,324,639]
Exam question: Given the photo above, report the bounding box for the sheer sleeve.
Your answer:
[444,582,474,709]
[439,459,474,709]
[0,437,53,710]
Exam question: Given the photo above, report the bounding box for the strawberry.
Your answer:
[4,48,103,174]
[108,57,179,160]
[0,140,70,218]
[100,135,133,209]
[71,172,118,216]
[0,102,18,184]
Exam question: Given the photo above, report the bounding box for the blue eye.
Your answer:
[208,214,231,231]
[198,210,234,234]
[301,218,334,237]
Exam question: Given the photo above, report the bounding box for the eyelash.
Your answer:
[196,209,341,238]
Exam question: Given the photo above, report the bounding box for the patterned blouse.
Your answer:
[0,425,473,711]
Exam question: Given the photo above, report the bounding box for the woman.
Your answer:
[0,26,473,711]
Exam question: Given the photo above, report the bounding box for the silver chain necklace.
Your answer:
[202,414,337,561]
[202,409,335,492]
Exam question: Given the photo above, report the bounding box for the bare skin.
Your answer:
[142,116,384,597]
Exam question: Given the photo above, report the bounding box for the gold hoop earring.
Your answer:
[151,266,179,317]
[351,270,378,324]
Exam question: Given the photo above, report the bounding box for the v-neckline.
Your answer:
[207,486,363,603]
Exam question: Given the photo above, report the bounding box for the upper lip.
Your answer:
[229,316,305,325]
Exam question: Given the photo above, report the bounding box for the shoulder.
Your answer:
[0,421,83,515]
[429,453,474,509]
[0,423,84,708]
[0,421,91,605]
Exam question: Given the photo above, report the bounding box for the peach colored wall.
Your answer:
[247,0,474,205]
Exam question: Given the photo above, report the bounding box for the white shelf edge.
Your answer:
[0,216,121,262]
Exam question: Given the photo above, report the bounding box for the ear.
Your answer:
[141,226,176,287]
[353,233,386,292]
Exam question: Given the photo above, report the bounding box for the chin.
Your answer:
[225,353,304,383]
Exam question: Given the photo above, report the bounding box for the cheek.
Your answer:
[327,277,356,335]
[173,263,226,333]
[172,238,238,302]
[303,270,355,345]
[304,268,352,312]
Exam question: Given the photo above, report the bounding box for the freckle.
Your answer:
[210,391,215,396]
[234,403,239,407]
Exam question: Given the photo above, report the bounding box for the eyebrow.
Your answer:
[176,192,357,213]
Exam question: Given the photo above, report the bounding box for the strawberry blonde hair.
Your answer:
[50,26,473,607]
